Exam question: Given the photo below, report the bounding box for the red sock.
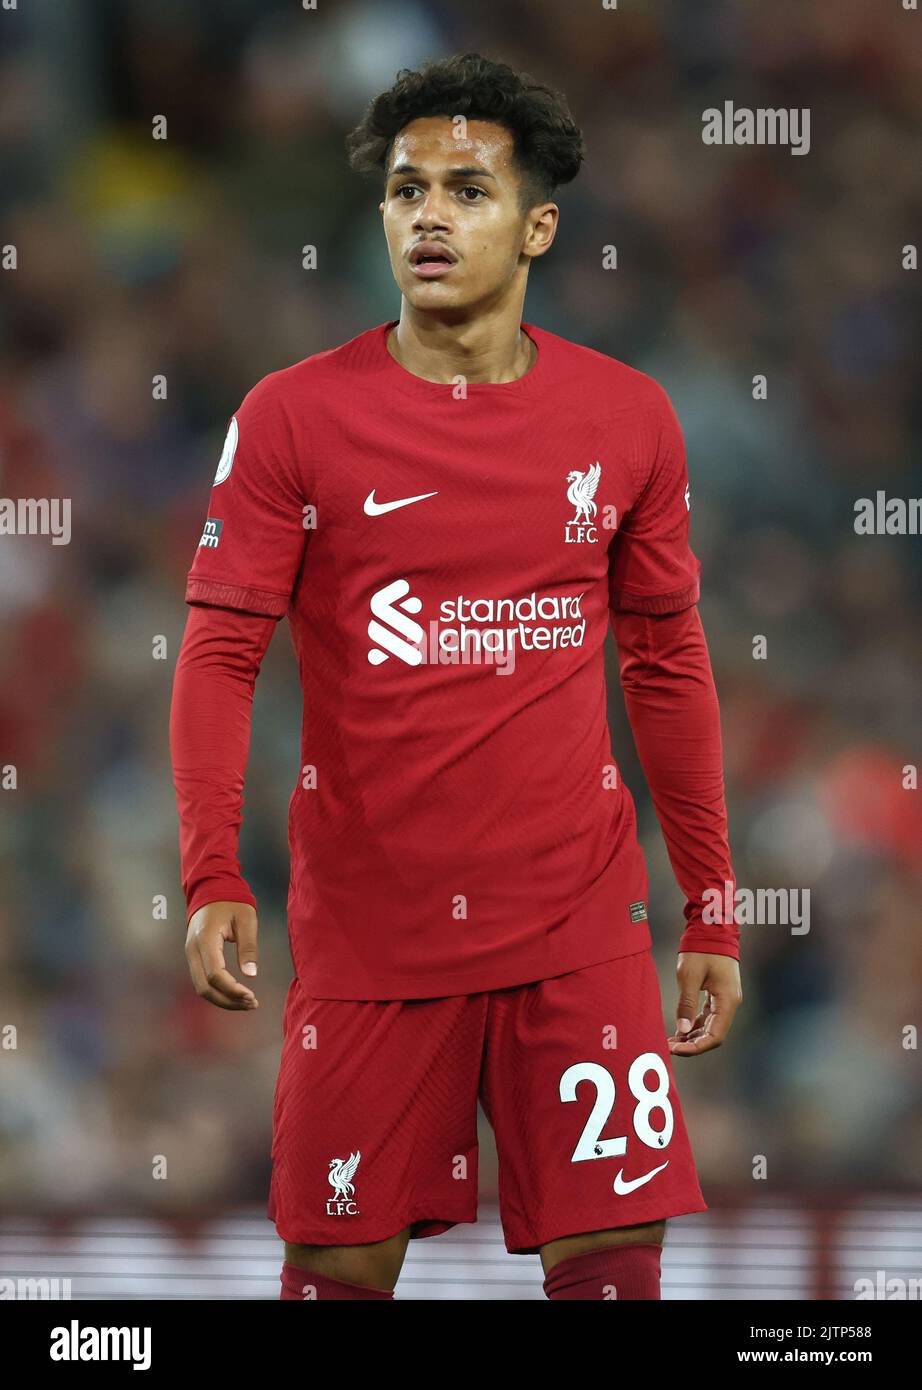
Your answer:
[543,1243,662,1300]
[280,1262,394,1300]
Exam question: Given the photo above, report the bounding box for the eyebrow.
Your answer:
[388,163,497,181]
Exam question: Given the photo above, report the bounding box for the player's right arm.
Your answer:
[169,377,312,1009]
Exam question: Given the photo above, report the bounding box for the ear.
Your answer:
[523,203,559,260]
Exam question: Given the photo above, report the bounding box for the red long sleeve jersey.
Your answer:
[171,320,739,1000]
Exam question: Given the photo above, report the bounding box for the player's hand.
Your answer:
[185,901,260,1011]
[668,952,741,1057]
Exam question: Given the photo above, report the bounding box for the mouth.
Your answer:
[409,242,457,279]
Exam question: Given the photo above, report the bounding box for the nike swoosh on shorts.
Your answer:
[612,1160,669,1195]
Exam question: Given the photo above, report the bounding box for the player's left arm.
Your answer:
[609,381,741,1057]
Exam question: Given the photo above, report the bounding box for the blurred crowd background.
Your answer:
[1,0,920,1236]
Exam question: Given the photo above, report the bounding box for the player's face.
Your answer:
[379,117,553,312]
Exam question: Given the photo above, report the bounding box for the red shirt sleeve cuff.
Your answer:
[609,577,700,616]
[677,928,740,960]
[185,576,289,619]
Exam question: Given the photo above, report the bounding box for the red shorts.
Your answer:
[268,948,706,1254]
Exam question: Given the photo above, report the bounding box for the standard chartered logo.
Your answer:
[367,580,586,675]
[367,578,424,666]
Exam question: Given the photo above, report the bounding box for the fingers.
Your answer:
[203,958,258,1009]
[673,957,707,1044]
[188,959,250,1011]
[233,911,259,979]
[684,997,714,1034]
[670,953,742,1057]
[668,995,722,1055]
[199,931,258,1008]
[186,903,259,1011]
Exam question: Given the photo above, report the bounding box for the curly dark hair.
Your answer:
[345,52,585,210]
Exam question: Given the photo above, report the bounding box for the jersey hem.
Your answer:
[296,929,654,1002]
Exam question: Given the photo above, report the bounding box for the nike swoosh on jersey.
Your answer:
[364,489,438,516]
[612,1160,669,1195]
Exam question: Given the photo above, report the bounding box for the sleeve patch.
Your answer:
[214,416,238,485]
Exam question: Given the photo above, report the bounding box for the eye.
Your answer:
[395,184,419,199]
[460,185,486,201]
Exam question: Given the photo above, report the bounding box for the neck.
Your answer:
[387,300,536,385]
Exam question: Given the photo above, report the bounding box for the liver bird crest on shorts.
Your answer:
[328,1151,361,1200]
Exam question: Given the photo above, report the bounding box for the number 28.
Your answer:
[559,1055,674,1162]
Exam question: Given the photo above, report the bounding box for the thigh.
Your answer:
[540,1219,666,1276]
[481,950,707,1254]
[269,978,486,1247]
[284,1227,412,1291]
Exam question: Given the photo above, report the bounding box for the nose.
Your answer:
[412,187,452,233]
